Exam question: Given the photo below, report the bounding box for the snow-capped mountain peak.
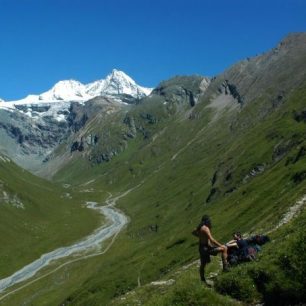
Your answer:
[85,69,153,98]
[39,79,90,101]
[2,69,153,107]
[108,69,137,85]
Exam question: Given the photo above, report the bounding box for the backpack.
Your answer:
[227,234,270,266]
[248,234,270,246]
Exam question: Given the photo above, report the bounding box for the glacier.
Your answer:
[1,69,153,109]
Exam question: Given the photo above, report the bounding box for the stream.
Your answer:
[0,194,128,294]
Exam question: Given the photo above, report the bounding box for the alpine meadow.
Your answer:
[0,33,306,305]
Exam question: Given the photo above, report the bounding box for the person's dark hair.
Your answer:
[233,231,242,239]
[197,215,212,230]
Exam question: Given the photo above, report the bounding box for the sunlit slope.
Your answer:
[0,155,101,278]
[48,78,306,305]
[6,33,306,305]
[53,35,306,305]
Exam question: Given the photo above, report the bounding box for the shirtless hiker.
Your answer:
[192,215,228,283]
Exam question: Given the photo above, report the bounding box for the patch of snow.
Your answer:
[54,114,66,122]
[0,98,4,105]
[86,69,152,98]
[39,80,91,102]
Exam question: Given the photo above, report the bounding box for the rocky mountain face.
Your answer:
[151,75,210,108]
[0,103,70,171]
[0,63,211,175]
[36,75,210,177]
[63,34,306,177]
[0,97,129,173]
[1,33,306,178]
[0,70,152,173]
[194,33,306,203]
[55,32,306,200]
[205,33,306,108]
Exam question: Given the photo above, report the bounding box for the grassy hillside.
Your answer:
[215,208,306,305]
[3,78,305,305]
[1,34,306,305]
[107,204,306,306]
[0,155,102,279]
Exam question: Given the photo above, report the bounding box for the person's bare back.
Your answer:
[198,225,211,246]
[192,215,229,283]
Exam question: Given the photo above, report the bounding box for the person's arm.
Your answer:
[226,241,238,248]
[202,226,223,247]
[227,239,236,244]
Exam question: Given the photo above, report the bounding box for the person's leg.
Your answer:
[199,262,213,287]
[212,246,229,271]
[220,245,229,271]
[199,247,210,282]
[199,262,206,282]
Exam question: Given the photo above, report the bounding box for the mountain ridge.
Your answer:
[1,69,153,106]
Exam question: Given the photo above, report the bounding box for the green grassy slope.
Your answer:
[57,76,306,305]
[6,79,304,305]
[108,205,306,306]
[0,156,101,279]
[2,34,306,305]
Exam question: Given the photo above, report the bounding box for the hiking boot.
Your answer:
[201,278,213,287]
[222,264,230,272]
[205,279,214,287]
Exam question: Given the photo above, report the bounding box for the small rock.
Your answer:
[150,279,175,286]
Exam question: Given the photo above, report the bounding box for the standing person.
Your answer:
[192,215,228,284]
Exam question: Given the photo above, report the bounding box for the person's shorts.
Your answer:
[199,245,219,264]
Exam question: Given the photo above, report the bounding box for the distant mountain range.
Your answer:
[0,70,153,172]
[0,69,153,107]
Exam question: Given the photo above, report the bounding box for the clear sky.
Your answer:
[1,0,306,100]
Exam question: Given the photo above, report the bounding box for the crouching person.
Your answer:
[192,215,228,285]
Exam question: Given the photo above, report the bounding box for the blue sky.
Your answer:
[1,0,306,100]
